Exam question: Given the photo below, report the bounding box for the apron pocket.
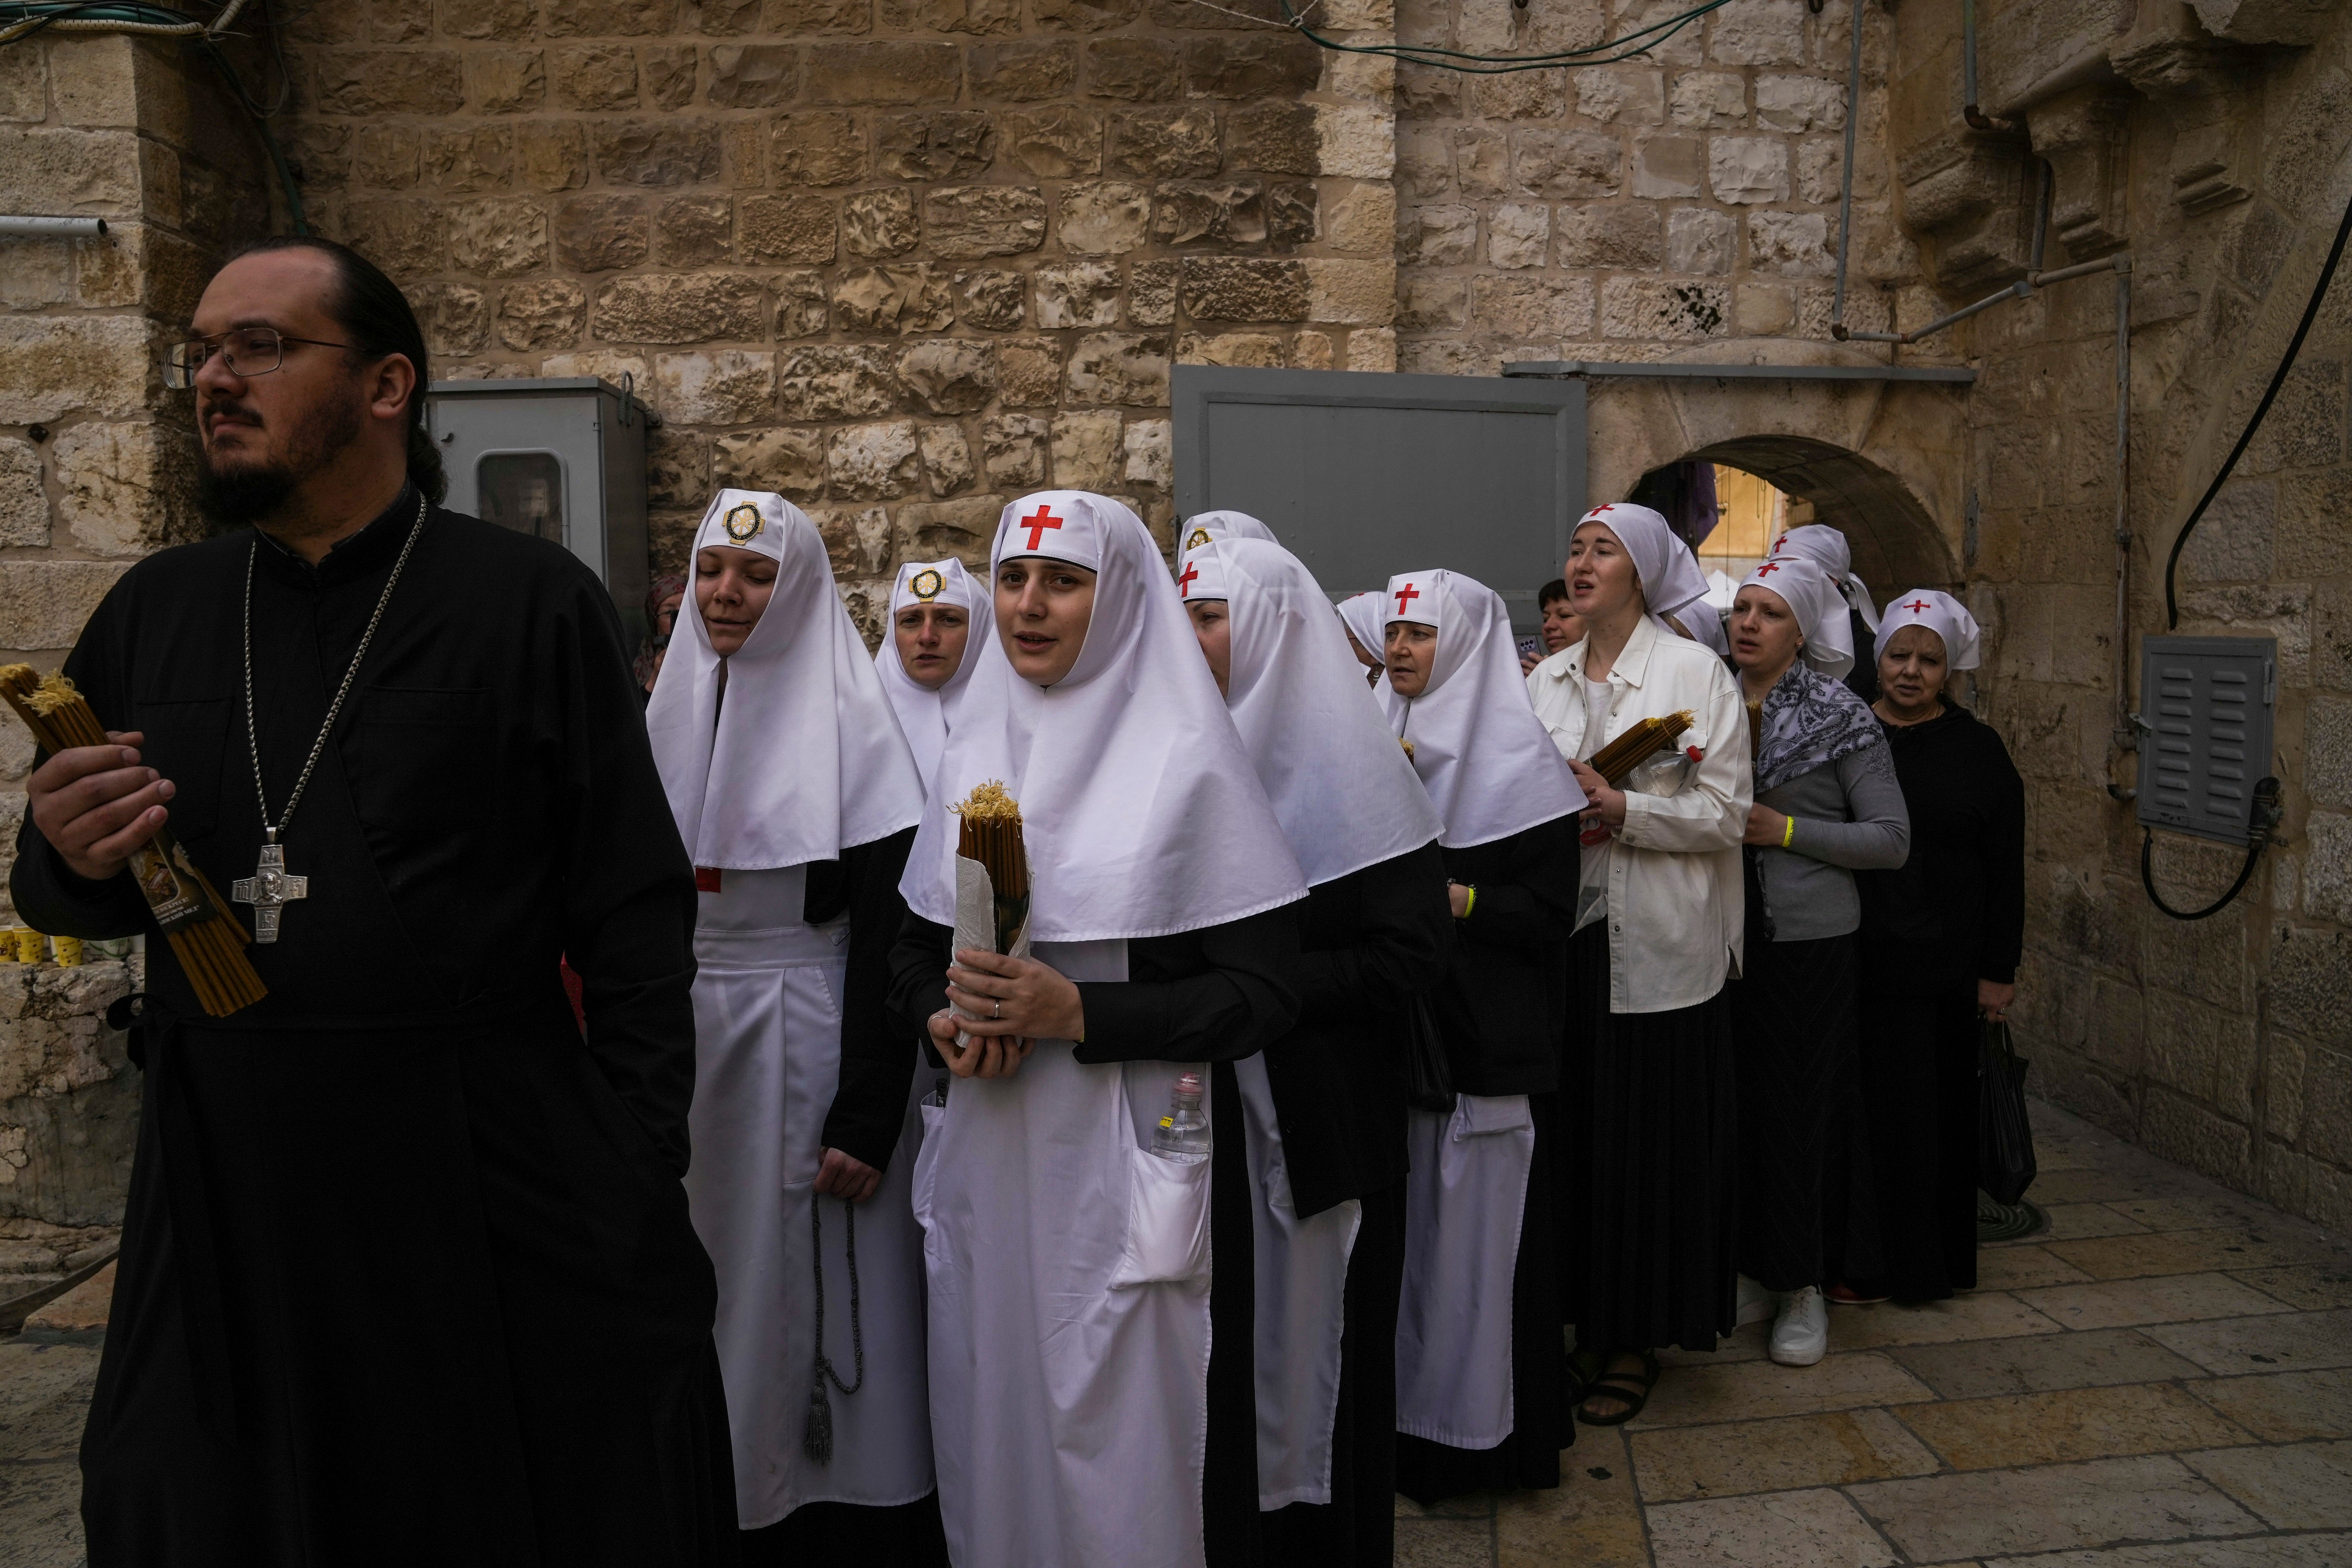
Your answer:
[1109,1145,1212,1289]
[1451,1093,1534,1141]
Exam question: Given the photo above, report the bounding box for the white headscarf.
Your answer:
[1738,554,1855,679]
[1770,523,1880,633]
[1181,539,1443,886]
[899,491,1307,941]
[1179,510,1278,553]
[1379,569,1587,848]
[874,556,990,787]
[648,489,926,869]
[1336,591,1387,660]
[1874,588,1981,670]
[1578,502,1713,629]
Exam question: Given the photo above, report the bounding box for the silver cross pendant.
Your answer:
[230,830,309,944]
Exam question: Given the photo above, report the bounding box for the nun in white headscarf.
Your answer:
[1180,509,1280,552]
[887,492,1309,1568]
[1180,537,1449,1561]
[1524,501,1751,1429]
[646,490,941,1558]
[1770,523,1883,700]
[1725,554,1909,1371]
[1835,589,2022,1306]
[874,556,988,789]
[1336,591,1388,680]
[1374,568,1587,1504]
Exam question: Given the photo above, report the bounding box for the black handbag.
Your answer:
[1977,1018,2037,1206]
[1402,995,1456,1114]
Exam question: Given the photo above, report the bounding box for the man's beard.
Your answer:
[195,389,367,528]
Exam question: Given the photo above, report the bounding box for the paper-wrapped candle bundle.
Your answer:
[950,781,1031,1043]
[0,665,266,1017]
[1587,709,1697,786]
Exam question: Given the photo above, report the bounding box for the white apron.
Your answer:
[1394,1093,1535,1449]
[683,866,935,1529]
[912,938,1215,1568]
[1233,1055,1360,1510]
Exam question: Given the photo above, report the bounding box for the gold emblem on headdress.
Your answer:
[910,567,945,601]
[1186,526,1212,550]
[722,502,763,543]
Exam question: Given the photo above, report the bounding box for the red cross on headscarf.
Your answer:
[1393,581,1421,616]
[1755,561,1783,578]
[1903,598,1932,614]
[1176,562,1199,597]
[1017,504,1064,552]
[1772,532,1790,554]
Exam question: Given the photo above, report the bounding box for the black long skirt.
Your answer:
[1828,942,1980,1300]
[1205,1061,1263,1568]
[1734,929,1860,1292]
[1259,1177,1405,1568]
[739,1497,947,1566]
[1559,921,1738,1354]
[1393,1093,1568,1506]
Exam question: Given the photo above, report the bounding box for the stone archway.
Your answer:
[1578,340,1973,611]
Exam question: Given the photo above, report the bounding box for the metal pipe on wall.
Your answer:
[0,216,107,237]
[1829,0,1865,334]
[1962,0,2012,131]
[2109,258,2137,800]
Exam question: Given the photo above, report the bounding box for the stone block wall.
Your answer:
[269,0,1404,619]
[0,960,138,1232]
[0,31,269,917]
[1389,0,1931,372]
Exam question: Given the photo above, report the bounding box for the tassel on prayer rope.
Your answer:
[0,666,267,1018]
[953,780,1029,954]
[1588,709,1697,787]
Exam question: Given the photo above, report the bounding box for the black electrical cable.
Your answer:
[2141,777,2280,922]
[2163,187,2352,629]
[1274,0,1734,71]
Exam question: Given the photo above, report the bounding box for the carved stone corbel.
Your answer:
[2026,84,2133,258]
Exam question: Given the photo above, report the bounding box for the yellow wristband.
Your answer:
[1459,884,1477,919]
[1781,814,1795,848]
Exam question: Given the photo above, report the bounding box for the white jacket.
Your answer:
[1526,615,1751,1014]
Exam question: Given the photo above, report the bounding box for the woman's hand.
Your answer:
[1978,979,2015,1022]
[1565,758,1627,827]
[946,948,1086,1042]
[928,1007,1035,1079]
[1742,804,1788,847]
[1447,881,1471,918]
[815,1147,882,1202]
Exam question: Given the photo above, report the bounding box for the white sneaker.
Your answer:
[1770,1285,1828,1367]
[1736,1274,1775,1328]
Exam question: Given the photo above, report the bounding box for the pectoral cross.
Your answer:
[231,830,308,944]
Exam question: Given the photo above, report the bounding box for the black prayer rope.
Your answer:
[803,1191,866,1466]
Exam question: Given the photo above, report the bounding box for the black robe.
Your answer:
[1395,815,1580,1504]
[1256,841,1450,1567]
[887,904,1301,1568]
[13,489,737,1566]
[1837,704,2025,1300]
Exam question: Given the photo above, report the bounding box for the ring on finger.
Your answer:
[993,998,1002,1019]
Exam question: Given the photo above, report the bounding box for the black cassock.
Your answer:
[13,488,738,1566]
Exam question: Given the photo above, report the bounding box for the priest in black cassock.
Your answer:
[13,236,738,1565]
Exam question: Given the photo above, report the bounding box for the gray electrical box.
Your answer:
[426,377,658,648]
[2136,635,2277,846]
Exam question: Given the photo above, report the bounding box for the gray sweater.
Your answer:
[1751,741,1910,941]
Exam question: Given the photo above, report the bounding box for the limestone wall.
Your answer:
[268,0,1404,618]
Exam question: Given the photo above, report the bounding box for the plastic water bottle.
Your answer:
[1150,1072,1211,1164]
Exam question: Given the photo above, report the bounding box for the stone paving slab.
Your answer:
[1629,1407,1938,1501]
[1982,1534,2352,1567]
[2184,1366,2352,1442]
[2145,1308,2352,1376]
[1890,1326,2212,1399]
[1625,1350,1939,1429]
[1976,1244,2099,1289]
[1845,1455,2262,1560]
[2044,1229,2341,1280]
[2177,1438,2352,1529]
[2224,1264,2352,1310]
[1819,1291,2067,1351]
[2039,1204,2156,1241]
[1893,1382,2257,1470]
[1645,1486,1895,1568]
[2013,1273,2298,1331]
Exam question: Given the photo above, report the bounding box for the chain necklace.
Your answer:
[229,491,429,943]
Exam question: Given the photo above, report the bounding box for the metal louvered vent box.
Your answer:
[2136,636,2277,846]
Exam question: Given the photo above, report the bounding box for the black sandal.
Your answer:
[1575,1349,1661,1426]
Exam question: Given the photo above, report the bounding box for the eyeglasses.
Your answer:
[164,328,353,388]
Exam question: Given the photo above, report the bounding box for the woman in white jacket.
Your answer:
[1524,502,1752,1428]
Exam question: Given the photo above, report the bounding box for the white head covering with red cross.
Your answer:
[647,488,925,869]
[1873,588,1980,670]
[1738,554,1855,678]
[1377,568,1587,848]
[873,556,990,788]
[1575,502,1713,628]
[897,490,1308,941]
[1768,523,1881,633]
